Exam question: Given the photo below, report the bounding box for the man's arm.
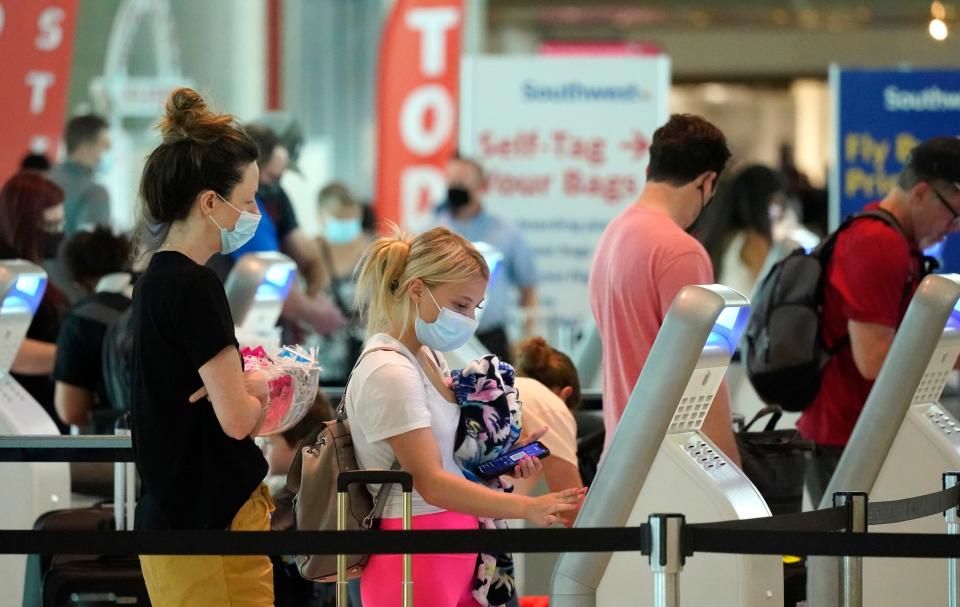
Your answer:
[847,320,895,380]
[520,286,537,335]
[703,382,741,467]
[54,382,95,427]
[282,228,327,296]
[77,185,112,229]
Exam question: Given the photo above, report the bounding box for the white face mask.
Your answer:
[414,287,479,352]
[209,193,261,254]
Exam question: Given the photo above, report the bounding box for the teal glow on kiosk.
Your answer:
[551,284,781,606]
[223,252,297,351]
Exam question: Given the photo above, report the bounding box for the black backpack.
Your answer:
[101,307,135,413]
[743,209,928,412]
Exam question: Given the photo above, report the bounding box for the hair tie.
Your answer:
[389,279,399,293]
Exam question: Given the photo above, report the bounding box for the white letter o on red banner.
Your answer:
[400,84,453,157]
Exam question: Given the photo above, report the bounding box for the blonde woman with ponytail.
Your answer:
[129,88,274,606]
[346,226,584,607]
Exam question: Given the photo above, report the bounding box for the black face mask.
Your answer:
[446,186,471,211]
[43,231,64,260]
[685,183,713,235]
[259,182,283,200]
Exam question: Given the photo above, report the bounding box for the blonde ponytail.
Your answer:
[355,226,489,337]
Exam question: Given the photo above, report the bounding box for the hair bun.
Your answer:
[159,87,234,145]
[516,336,551,374]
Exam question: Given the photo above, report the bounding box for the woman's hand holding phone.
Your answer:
[511,425,549,479]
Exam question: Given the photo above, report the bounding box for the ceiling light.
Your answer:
[931,1,947,21]
[929,18,948,41]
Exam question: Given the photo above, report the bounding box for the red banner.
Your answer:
[375,0,464,231]
[0,0,78,181]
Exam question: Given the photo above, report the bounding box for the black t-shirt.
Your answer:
[258,184,299,241]
[130,251,267,530]
[53,291,131,432]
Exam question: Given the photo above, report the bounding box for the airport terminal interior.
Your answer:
[2,0,960,606]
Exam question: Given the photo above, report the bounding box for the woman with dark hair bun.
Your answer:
[129,88,274,606]
[0,171,69,432]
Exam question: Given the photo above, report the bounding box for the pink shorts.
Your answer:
[361,510,482,607]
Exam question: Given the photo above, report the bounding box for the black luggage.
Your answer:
[23,505,150,607]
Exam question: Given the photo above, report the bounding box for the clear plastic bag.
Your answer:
[242,345,322,436]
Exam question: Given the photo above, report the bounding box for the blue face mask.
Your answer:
[209,193,261,254]
[415,287,479,352]
[96,150,114,175]
[324,217,363,244]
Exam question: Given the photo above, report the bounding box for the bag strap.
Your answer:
[742,405,783,433]
[337,341,428,525]
[364,461,403,529]
[335,345,407,421]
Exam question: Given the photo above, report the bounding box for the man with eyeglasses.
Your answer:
[799,136,960,498]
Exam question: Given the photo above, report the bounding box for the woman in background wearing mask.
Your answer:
[311,182,371,385]
[130,88,274,606]
[0,171,69,432]
[348,226,583,607]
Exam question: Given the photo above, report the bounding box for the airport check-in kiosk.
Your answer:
[224,252,297,351]
[0,261,70,607]
[808,273,960,607]
[551,284,782,607]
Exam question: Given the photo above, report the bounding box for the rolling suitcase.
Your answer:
[25,420,146,607]
[23,505,150,607]
[336,470,414,607]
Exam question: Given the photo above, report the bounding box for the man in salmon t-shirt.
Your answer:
[588,113,738,462]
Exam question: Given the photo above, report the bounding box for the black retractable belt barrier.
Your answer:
[0,435,134,463]
[688,528,960,559]
[694,505,849,533]
[5,438,960,564]
[5,526,960,559]
[0,527,647,556]
[867,485,960,526]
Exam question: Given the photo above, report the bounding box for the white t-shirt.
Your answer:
[511,376,579,496]
[345,333,464,518]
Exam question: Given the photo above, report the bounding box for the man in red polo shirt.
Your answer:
[800,136,960,502]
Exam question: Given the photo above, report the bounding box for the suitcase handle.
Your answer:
[338,470,413,493]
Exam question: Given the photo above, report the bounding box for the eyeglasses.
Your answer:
[931,186,960,223]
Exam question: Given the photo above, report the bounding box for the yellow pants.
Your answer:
[139,483,276,607]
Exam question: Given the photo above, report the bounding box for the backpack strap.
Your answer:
[72,299,123,326]
[335,345,406,421]
[820,207,932,356]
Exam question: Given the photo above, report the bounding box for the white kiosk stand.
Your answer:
[0,261,71,607]
[551,284,782,607]
[807,273,960,607]
[223,252,297,351]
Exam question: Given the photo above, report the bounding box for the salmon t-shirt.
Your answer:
[588,204,714,451]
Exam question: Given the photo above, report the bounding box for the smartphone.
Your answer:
[475,441,551,480]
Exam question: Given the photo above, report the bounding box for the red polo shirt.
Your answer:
[797,203,921,447]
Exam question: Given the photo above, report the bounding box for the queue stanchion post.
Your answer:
[648,514,685,607]
[945,472,960,607]
[834,492,868,607]
[114,416,131,531]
